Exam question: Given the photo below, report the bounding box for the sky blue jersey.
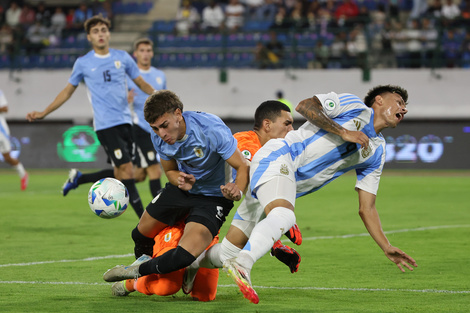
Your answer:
[127,67,166,133]
[251,92,386,198]
[151,111,237,197]
[68,49,140,131]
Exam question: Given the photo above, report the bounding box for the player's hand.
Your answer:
[384,246,417,272]
[285,224,302,245]
[127,88,136,104]
[26,111,45,122]
[220,182,242,201]
[177,172,195,191]
[341,129,369,149]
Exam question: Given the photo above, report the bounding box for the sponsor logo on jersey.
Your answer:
[324,99,336,111]
[114,149,122,159]
[280,164,289,175]
[194,147,204,158]
[242,149,252,160]
[114,61,121,69]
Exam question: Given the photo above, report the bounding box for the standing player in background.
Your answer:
[26,15,157,218]
[127,38,166,198]
[182,100,300,295]
[224,85,417,304]
[0,89,29,190]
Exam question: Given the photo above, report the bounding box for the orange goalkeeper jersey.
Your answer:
[234,130,261,162]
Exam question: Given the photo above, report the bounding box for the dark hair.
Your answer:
[364,85,408,107]
[84,14,111,34]
[144,90,184,124]
[253,100,291,131]
[133,37,154,51]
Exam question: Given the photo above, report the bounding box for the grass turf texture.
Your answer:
[0,169,469,312]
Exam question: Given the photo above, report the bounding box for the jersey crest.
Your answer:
[114,61,121,69]
[193,147,204,158]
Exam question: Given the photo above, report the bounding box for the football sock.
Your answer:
[13,163,26,178]
[149,179,162,198]
[121,179,144,217]
[131,226,155,259]
[125,279,135,292]
[239,207,296,268]
[77,169,114,185]
[139,246,196,276]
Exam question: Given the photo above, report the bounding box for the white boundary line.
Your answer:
[1,224,469,268]
[0,281,468,294]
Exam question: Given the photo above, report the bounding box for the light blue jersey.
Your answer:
[251,92,386,198]
[69,49,140,131]
[127,67,166,133]
[151,111,237,197]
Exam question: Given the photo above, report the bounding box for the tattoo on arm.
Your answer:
[297,97,345,136]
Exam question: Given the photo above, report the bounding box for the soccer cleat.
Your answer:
[21,172,29,191]
[223,258,259,304]
[111,281,131,297]
[103,254,151,282]
[270,240,301,273]
[285,224,303,245]
[62,168,82,196]
[182,265,198,295]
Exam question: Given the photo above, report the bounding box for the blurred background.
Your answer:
[0,0,469,170]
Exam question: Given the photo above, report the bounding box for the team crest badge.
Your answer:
[280,164,289,175]
[147,151,155,161]
[114,61,121,69]
[324,99,336,111]
[194,147,204,158]
[164,232,172,242]
[242,150,252,160]
[156,77,162,85]
[114,149,122,159]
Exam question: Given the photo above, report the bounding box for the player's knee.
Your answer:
[270,207,296,229]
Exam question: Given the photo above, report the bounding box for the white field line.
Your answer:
[1,224,469,269]
[0,281,468,294]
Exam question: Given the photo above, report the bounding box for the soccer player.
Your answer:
[182,100,300,294]
[127,38,166,197]
[111,220,220,301]
[25,15,157,217]
[102,90,249,283]
[0,89,29,190]
[223,85,418,304]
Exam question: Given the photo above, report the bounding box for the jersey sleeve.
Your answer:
[314,92,342,118]
[211,117,237,160]
[0,90,7,107]
[68,59,84,86]
[234,132,260,162]
[124,52,141,80]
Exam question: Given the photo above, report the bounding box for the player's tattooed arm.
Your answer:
[296,96,369,149]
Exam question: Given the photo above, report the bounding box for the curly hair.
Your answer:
[144,90,184,124]
[363,85,408,107]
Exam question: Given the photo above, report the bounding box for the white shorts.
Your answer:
[0,118,11,154]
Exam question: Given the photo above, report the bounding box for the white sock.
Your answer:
[14,163,26,178]
[238,207,296,269]
[196,238,242,269]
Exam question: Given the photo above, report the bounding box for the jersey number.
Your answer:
[103,70,111,82]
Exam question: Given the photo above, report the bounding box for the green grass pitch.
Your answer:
[0,169,469,312]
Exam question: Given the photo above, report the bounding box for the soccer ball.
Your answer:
[88,178,129,219]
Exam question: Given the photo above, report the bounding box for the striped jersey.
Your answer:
[251,91,386,198]
[68,49,140,131]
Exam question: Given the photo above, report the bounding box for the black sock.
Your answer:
[121,179,144,217]
[149,179,162,198]
[131,226,155,259]
[77,169,114,185]
[139,246,196,276]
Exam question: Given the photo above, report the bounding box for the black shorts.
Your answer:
[146,183,234,237]
[133,124,159,168]
[96,124,135,167]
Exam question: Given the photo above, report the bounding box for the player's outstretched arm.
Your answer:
[132,76,157,95]
[26,83,77,121]
[357,189,417,272]
[295,96,369,149]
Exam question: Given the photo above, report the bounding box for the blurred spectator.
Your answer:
[225,0,245,32]
[441,0,461,27]
[254,41,269,68]
[289,0,308,29]
[201,0,225,33]
[270,6,291,30]
[0,23,13,53]
[312,40,330,69]
[387,0,400,21]
[355,5,371,26]
[35,1,51,27]
[255,0,277,21]
[316,7,333,37]
[92,0,113,25]
[391,21,408,68]
[442,28,461,67]
[410,0,428,19]
[25,20,49,54]
[426,0,443,19]
[329,31,348,68]
[65,8,75,30]
[334,0,359,28]
[376,21,396,68]
[73,2,93,30]
[275,90,293,114]
[6,1,21,28]
[420,17,438,67]
[346,24,367,68]
[404,19,422,68]
[242,0,264,20]
[175,0,200,36]
[264,30,284,68]
[461,0,470,21]
[50,7,66,38]
[19,3,36,28]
